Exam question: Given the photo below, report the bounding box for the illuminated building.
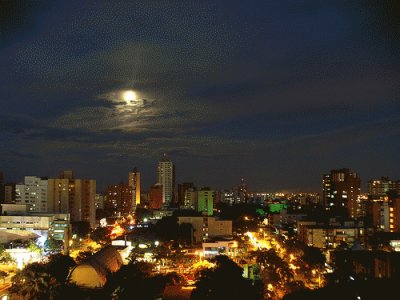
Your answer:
[128,167,140,211]
[197,187,215,216]
[48,172,96,228]
[104,183,133,216]
[322,168,361,218]
[157,154,175,207]
[202,240,238,258]
[0,204,71,253]
[16,176,49,213]
[374,198,400,233]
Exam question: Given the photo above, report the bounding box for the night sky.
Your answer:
[1,1,399,192]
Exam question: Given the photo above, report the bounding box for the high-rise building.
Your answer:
[368,177,400,199]
[48,172,96,228]
[104,183,133,216]
[16,176,48,213]
[128,167,140,211]
[197,187,215,216]
[157,154,175,207]
[322,168,361,218]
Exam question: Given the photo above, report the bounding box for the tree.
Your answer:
[47,254,76,283]
[75,250,93,263]
[91,227,111,245]
[0,270,7,284]
[44,238,63,253]
[9,263,58,300]
[72,221,91,239]
[301,246,326,269]
[27,240,42,255]
[191,255,263,300]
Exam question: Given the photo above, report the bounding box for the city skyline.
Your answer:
[1,1,400,192]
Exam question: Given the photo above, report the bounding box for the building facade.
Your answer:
[48,174,96,228]
[104,183,133,216]
[128,167,140,211]
[16,176,48,213]
[197,188,215,216]
[322,168,361,218]
[157,154,175,207]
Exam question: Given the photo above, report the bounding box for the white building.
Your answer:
[157,154,175,207]
[16,176,48,213]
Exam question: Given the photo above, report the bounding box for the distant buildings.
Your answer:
[322,168,361,218]
[157,154,175,207]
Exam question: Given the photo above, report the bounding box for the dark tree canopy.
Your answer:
[191,255,263,300]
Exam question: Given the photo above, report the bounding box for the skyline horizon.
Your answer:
[2,156,398,194]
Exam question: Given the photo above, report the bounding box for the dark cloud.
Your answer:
[1,1,399,191]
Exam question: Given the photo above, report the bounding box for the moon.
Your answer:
[123,90,136,105]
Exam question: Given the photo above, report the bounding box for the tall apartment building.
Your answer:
[322,168,361,218]
[157,154,175,207]
[104,183,133,216]
[368,177,400,199]
[15,176,49,213]
[128,167,140,211]
[48,172,96,228]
